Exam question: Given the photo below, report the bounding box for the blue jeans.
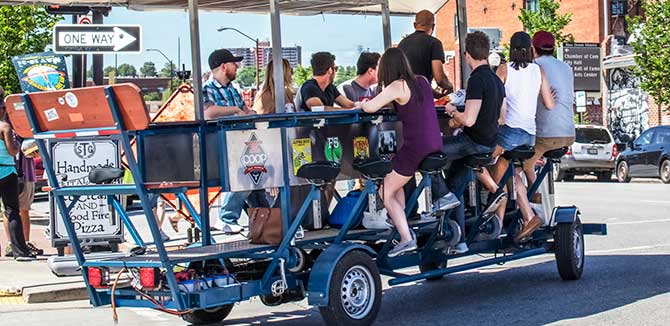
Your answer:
[219,189,269,224]
[497,125,535,150]
[432,133,494,242]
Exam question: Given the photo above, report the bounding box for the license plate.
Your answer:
[587,148,598,155]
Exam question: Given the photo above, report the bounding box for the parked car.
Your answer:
[555,125,617,182]
[616,126,670,183]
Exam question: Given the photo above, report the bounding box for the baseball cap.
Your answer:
[532,31,556,50]
[208,49,243,69]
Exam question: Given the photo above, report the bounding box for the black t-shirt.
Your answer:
[464,65,505,147]
[298,79,341,111]
[397,31,445,82]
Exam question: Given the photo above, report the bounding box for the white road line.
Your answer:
[607,218,670,225]
[587,244,670,254]
[641,200,670,204]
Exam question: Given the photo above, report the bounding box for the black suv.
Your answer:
[616,126,670,183]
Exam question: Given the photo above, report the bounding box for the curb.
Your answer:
[22,282,88,304]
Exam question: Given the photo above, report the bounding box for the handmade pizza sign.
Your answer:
[50,139,122,242]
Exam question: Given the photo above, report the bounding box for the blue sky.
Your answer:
[75,8,415,71]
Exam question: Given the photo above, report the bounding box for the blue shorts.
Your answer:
[497,125,535,150]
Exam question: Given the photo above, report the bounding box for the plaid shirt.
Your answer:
[202,77,247,110]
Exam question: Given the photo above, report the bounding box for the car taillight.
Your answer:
[139,267,161,289]
[566,146,572,155]
[612,143,618,159]
[88,267,109,289]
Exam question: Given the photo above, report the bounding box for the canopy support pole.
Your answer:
[456,0,470,88]
[188,0,211,246]
[381,0,392,50]
[270,0,285,113]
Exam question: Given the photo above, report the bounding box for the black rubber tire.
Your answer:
[553,165,565,182]
[563,174,575,182]
[319,250,382,326]
[419,260,447,281]
[617,161,631,183]
[596,171,612,182]
[660,160,670,184]
[554,217,584,281]
[181,305,234,325]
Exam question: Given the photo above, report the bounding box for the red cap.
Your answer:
[532,31,556,50]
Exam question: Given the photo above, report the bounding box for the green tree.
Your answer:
[293,65,313,87]
[519,0,574,46]
[335,65,357,87]
[236,66,263,88]
[117,63,137,77]
[140,61,157,77]
[0,6,62,94]
[104,66,116,76]
[143,92,161,102]
[629,1,670,113]
[159,62,176,77]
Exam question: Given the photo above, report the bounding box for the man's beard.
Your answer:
[226,71,237,82]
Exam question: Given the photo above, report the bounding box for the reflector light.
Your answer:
[140,268,160,289]
[87,267,108,289]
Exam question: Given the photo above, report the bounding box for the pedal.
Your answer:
[272,258,288,297]
[482,192,507,215]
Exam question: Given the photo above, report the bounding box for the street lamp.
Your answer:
[146,48,174,79]
[217,27,260,89]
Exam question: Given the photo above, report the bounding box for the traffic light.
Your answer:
[45,5,91,15]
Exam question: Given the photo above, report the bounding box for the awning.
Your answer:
[0,0,450,15]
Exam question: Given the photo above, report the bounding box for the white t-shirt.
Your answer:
[504,62,541,135]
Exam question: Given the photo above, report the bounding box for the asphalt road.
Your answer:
[2,180,669,326]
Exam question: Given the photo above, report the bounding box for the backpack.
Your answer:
[329,190,367,229]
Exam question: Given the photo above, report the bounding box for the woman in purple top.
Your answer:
[361,48,442,257]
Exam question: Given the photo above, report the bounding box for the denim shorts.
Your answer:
[497,125,535,150]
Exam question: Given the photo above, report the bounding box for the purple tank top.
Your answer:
[393,76,442,154]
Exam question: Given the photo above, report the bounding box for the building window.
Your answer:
[611,0,627,16]
[525,0,538,12]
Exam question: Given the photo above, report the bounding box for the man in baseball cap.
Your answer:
[523,31,576,195]
[202,49,252,119]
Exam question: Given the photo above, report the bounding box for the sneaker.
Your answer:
[159,230,170,242]
[434,192,461,211]
[26,242,44,256]
[451,242,469,254]
[221,222,243,234]
[483,192,507,215]
[4,243,12,257]
[14,255,36,262]
[388,239,417,258]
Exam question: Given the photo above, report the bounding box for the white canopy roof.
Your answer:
[1,0,449,15]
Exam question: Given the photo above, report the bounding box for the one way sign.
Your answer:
[53,24,142,54]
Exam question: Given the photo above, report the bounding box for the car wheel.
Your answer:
[596,171,612,182]
[563,174,575,182]
[617,161,631,183]
[660,160,670,184]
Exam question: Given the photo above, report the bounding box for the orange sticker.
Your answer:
[69,113,84,122]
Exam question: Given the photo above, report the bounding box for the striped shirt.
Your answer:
[202,77,247,110]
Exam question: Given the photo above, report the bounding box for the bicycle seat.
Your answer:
[419,152,449,172]
[352,158,393,179]
[463,152,494,168]
[296,161,341,184]
[544,147,569,159]
[88,167,125,184]
[501,145,535,161]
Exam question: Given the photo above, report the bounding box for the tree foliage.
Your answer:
[0,7,62,94]
[236,66,264,88]
[104,66,116,76]
[117,63,137,77]
[629,1,670,112]
[334,65,357,87]
[160,62,176,77]
[293,65,313,87]
[519,0,574,46]
[140,61,157,77]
